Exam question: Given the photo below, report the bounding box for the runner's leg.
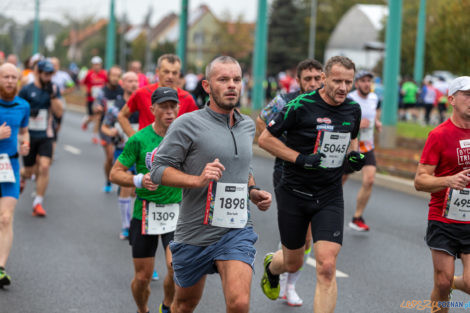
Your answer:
[430,249,455,313]
[131,257,154,313]
[171,276,206,313]
[216,260,252,313]
[313,240,341,313]
[353,165,375,218]
[163,244,175,308]
[36,156,51,198]
[452,253,470,294]
[0,197,17,267]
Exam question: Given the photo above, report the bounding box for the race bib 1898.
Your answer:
[314,131,351,168]
[443,188,470,221]
[0,154,15,183]
[141,200,179,235]
[204,181,248,228]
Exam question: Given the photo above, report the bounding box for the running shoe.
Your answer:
[152,270,159,281]
[286,284,303,306]
[32,203,47,217]
[278,272,287,300]
[92,137,99,145]
[349,216,370,231]
[120,228,129,240]
[81,116,88,131]
[260,253,280,300]
[159,303,171,313]
[103,183,112,193]
[0,268,11,287]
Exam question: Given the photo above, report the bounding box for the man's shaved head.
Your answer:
[0,63,19,101]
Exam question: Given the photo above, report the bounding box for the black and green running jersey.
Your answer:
[118,125,182,219]
[267,90,361,196]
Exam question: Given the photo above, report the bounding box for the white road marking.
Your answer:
[306,257,349,278]
[64,145,81,155]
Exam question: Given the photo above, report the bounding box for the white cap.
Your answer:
[449,76,470,96]
[91,56,103,64]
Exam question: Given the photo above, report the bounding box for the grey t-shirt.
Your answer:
[151,105,255,246]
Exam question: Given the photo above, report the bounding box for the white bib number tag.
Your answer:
[204,182,248,228]
[29,109,48,131]
[91,86,101,99]
[359,121,374,143]
[142,201,179,235]
[0,154,15,183]
[444,188,470,221]
[317,132,351,168]
[106,100,115,110]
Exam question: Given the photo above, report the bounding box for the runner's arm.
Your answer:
[51,97,64,118]
[110,161,134,187]
[258,129,299,163]
[18,127,30,156]
[349,138,358,151]
[117,104,136,137]
[247,173,271,211]
[159,159,225,188]
[255,117,266,138]
[415,164,470,193]
[101,123,118,137]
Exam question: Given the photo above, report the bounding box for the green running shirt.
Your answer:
[118,125,182,220]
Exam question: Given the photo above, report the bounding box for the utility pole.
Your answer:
[413,0,427,85]
[252,0,268,110]
[119,12,127,69]
[308,0,317,59]
[379,0,403,149]
[144,7,153,73]
[177,0,189,73]
[32,0,40,54]
[105,0,116,70]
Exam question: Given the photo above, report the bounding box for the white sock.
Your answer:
[33,195,44,207]
[118,197,132,229]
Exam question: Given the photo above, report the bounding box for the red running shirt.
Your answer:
[420,119,470,223]
[82,70,107,102]
[127,83,198,129]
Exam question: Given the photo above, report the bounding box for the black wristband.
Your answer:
[248,185,261,199]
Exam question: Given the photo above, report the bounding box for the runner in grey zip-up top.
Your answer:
[150,56,272,313]
[151,105,255,245]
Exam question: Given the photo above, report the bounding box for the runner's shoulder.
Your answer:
[176,87,192,99]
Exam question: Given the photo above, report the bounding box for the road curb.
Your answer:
[252,145,429,200]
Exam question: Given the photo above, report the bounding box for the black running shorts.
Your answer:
[275,184,344,249]
[23,137,54,167]
[344,149,376,174]
[129,218,174,258]
[425,220,470,258]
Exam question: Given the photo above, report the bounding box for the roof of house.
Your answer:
[63,18,108,46]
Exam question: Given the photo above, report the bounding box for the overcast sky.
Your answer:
[2,0,263,25]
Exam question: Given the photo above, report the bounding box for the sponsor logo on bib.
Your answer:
[317,117,331,124]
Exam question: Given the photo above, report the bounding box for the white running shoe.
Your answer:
[278,272,287,300]
[286,284,303,306]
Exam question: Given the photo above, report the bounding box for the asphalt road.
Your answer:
[1,110,468,313]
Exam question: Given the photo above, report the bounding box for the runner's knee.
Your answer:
[0,211,13,229]
[316,257,336,281]
[226,293,250,313]
[434,273,452,293]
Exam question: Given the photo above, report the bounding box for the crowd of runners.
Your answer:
[0,50,469,313]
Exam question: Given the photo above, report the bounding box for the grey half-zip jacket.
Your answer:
[150,105,255,246]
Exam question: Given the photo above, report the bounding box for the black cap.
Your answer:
[355,70,373,80]
[37,60,54,73]
[151,87,179,104]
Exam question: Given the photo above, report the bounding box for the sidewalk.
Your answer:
[66,103,428,200]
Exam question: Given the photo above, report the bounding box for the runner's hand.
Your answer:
[295,153,326,170]
[250,189,271,211]
[19,142,30,156]
[0,122,11,139]
[142,173,159,191]
[109,128,119,137]
[447,169,470,190]
[198,158,225,187]
[347,151,365,171]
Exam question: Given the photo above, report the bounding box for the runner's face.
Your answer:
[92,63,102,72]
[298,68,322,93]
[355,76,372,97]
[322,64,354,105]
[0,66,18,100]
[122,75,138,94]
[450,90,470,121]
[205,62,242,111]
[157,60,180,88]
[152,101,179,128]
[39,71,53,84]
[108,68,121,87]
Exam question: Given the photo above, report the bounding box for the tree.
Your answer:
[267,0,306,75]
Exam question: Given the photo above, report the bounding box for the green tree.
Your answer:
[152,40,176,62]
[267,0,306,75]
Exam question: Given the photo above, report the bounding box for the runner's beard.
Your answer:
[0,84,17,101]
[212,91,239,111]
